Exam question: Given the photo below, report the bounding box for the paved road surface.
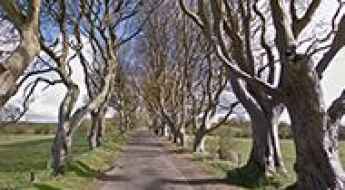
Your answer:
[97,129,234,190]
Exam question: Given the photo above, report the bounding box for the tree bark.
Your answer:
[193,128,206,153]
[162,124,168,137]
[269,112,286,174]
[51,122,72,176]
[89,109,106,150]
[282,56,345,189]
[96,112,105,147]
[231,78,286,176]
[159,126,164,137]
[247,109,286,176]
[173,129,178,144]
[51,85,79,175]
[89,112,99,150]
[167,125,173,141]
[174,126,186,147]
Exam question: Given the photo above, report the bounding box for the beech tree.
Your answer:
[34,0,158,174]
[75,0,141,150]
[180,0,345,188]
[18,0,121,175]
[2,0,158,175]
[179,0,287,175]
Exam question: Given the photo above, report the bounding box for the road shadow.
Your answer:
[127,141,163,148]
[162,177,230,185]
[163,147,192,155]
[142,177,231,190]
[119,147,163,159]
[97,173,132,182]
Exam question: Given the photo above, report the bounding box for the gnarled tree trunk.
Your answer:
[51,55,114,175]
[193,128,207,153]
[51,84,79,175]
[247,108,286,176]
[88,111,102,150]
[283,56,345,189]
[89,112,99,150]
[193,119,208,153]
[89,108,106,150]
[177,127,186,147]
[173,128,178,144]
[51,123,73,175]
[96,112,105,146]
[231,78,286,176]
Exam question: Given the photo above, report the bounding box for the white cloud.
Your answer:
[321,48,345,106]
[8,36,91,122]
[14,61,87,122]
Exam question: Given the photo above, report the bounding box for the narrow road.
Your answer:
[97,129,234,190]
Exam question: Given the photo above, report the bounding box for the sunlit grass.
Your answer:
[0,123,126,190]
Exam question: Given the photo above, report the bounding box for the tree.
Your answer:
[179,0,287,175]
[180,0,345,188]
[17,0,120,175]
[110,63,140,133]
[191,51,239,153]
[136,1,241,151]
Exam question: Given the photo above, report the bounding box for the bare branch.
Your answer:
[292,0,321,37]
[178,0,204,29]
[0,1,26,27]
[316,15,345,78]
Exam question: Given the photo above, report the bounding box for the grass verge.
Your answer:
[0,126,127,190]
[190,138,296,190]
[190,137,345,189]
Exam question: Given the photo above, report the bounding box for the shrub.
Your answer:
[42,128,52,135]
[231,127,252,138]
[13,127,27,134]
[34,128,45,134]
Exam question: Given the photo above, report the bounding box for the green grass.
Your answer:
[192,137,345,189]
[0,123,127,190]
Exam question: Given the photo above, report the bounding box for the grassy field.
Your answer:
[0,123,127,190]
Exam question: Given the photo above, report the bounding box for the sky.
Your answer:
[10,58,87,123]
[14,46,345,123]
[322,48,345,107]
[2,1,345,123]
